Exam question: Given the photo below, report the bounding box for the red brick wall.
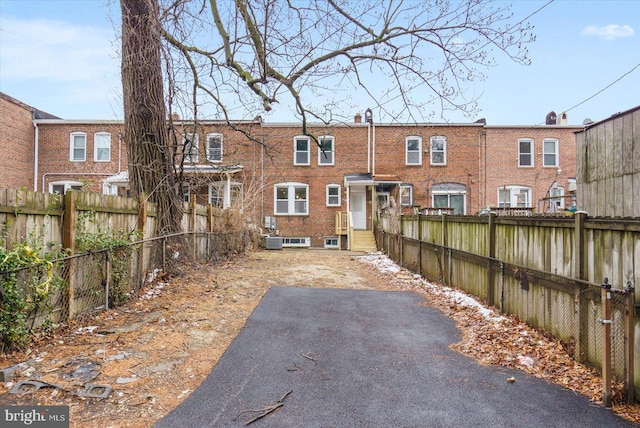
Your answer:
[37,122,126,193]
[373,124,484,214]
[0,94,35,189]
[483,126,581,211]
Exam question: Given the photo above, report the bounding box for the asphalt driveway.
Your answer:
[154,286,634,427]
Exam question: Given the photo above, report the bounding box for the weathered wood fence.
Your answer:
[377,212,638,404]
[0,187,255,327]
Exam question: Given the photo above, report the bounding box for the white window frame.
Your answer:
[206,133,223,162]
[543,138,559,167]
[50,181,83,195]
[70,132,87,162]
[498,185,532,208]
[400,184,413,206]
[274,182,309,215]
[406,136,422,165]
[318,135,335,166]
[430,136,447,165]
[294,136,310,165]
[518,138,534,167]
[183,133,199,163]
[282,237,311,247]
[326,184,341,207]
[324,237,339,249]
[94,132,111,162]
[432,191,467,215]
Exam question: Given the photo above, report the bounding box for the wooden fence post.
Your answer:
[574,211,587,363]
[62,191,77,320]
[487,212,497,306]
[441,212,448,286]
[190,199,197,260]
[417,214,422,277]
[625,281,636,404]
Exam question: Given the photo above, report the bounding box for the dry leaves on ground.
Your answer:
[0,249,638,426]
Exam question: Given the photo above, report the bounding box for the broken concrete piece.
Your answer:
[9,380,62,394]
[78,383,112,399]
[116,377,138,384]
[0,363,21,382]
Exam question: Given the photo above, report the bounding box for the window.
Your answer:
[209,181,243,208]
[294,136,310,165]
[518,139,533,167]
[206,133,223,162]
[432,183,466,215]
[543,138,558,167]
[430,136,446,165]
[498,185,532,208]
[50,181,83,195]
[400,184,413,206]
[326,184,341,206]
[183,133,199,163]
[318,136,334,165]
[70,132,87,161]
[324,237,339,249]
[282,237,311,247]
[406,136,422,165]
[94,132,111,162]
[274,183,308,215]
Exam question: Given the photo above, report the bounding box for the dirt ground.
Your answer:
[0,249,638,427]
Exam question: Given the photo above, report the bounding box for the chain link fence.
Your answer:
[0,231,254,351]
[376,228,636,403]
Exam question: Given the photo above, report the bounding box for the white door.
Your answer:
[350,188,366,229]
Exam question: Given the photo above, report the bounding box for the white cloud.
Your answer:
[581,24,634,40]
[0,17,118,81]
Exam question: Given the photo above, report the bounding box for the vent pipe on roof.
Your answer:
[545,111,557,125]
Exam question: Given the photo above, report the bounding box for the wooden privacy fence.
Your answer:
[377,212,638,405]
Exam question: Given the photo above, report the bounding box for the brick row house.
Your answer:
[1,92,584,250]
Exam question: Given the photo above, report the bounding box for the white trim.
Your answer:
[400,184,413,206]
[70,132,87,162]
[317,135,335,166]
[542,138,559,167]
[294,135,310,166]
[430,135,447,165]
[324,237,339,249]
[282,237,311,247]
[518,138,534,167]
[498,185,532,208]
[206,133,223,163]
[405,136,422,165]
[274,182,309,215]
[49,180,83,194]
[94,132,111,162]
[326,184,341,206]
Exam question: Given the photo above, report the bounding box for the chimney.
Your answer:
[354,113,362,123]
[171,112,181,121]
[545,111,557,125]
[558,112,568,125]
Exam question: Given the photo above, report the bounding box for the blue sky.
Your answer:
[1,0,638,126]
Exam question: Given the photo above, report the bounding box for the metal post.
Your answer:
[601,278,612,408]
[625,281,635,404]
[104,252,110,310]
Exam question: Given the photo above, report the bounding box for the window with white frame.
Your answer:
[498,185,531,208]
[324,237,339,248]
[430,136,446,165]
[543,138,558,167]
[50,181,83,195]
[282,237,311,247]
[206,133,223,162]
[400,184,413,206]
[275,183,309,215]
[326,184,341,206]
[94,132,111,162]
[432,183,466,215]
[70,132,87,161]
[406,136,422,165]
[318,136,334,165]
[518,138,533,167]
[294,136,310,165]
[209,181,243,208]
[183,133,199,163]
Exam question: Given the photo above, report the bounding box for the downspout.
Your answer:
[372,124,376,176]
[33,121,39,191]
[118,132,123,173]
[261,136,265,226]
[367,121,371,174]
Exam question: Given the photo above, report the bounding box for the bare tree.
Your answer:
[121,0,184,235]
[121,0,536,235]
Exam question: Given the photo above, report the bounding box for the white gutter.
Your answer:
[33,121,39,191]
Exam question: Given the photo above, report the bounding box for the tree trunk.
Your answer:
[121,0,183,236]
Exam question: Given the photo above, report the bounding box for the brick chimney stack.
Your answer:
[354,113,362,123]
